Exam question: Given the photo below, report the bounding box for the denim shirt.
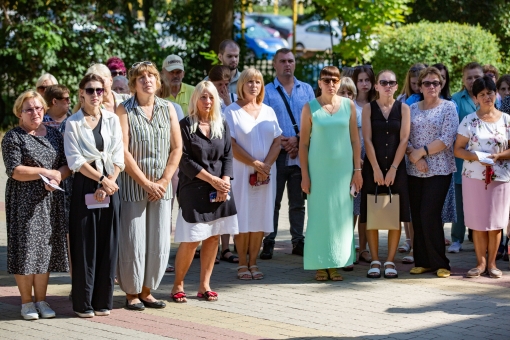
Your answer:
[452,89,478,184]
[263,77,315,138]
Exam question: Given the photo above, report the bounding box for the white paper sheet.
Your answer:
[474,151,495,165]
[39,174,65,191]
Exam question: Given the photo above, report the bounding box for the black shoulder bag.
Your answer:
[274,81,300,141]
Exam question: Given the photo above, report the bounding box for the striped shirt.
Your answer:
[121,96,173,202]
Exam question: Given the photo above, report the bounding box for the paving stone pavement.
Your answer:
[0,151,510,339]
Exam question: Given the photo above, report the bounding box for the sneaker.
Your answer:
[292,242,304,256]
[75,310,94,318]
[94,309,110,316]
[35,301,56,319]
[448,241,462,253]
[259,243,274,260]
[21,302,39,320]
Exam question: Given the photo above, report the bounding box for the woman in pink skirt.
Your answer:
[454,76,510,279]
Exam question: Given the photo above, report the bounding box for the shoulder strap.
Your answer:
[274,80,299,135]
[230,93,235,102]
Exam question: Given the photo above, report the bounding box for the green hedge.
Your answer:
[371,21,504,92]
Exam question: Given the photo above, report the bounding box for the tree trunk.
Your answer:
[209,0,234,54]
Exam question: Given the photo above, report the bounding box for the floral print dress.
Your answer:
[457,112,510,182]
[2,126,69,274]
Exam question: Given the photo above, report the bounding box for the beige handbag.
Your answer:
[367,186,400,230]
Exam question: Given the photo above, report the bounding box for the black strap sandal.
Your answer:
[220,249,239,263]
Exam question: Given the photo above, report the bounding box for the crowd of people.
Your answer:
[4,40,510,321]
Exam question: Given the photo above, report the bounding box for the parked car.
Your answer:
[247,14,293,39]
[234,20,289,60]
[290,20,342,51]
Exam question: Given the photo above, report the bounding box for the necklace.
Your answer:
[319,97,337,115]
[82,109,100,121]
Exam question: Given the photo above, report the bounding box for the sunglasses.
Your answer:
[111,70,126,77]
[22,106,44,114]
[422,81,441,88]
[379,80,398,87]
[84,87,105,96]
[37,86,48,92]
[56,97,71,103]
[320,78,340,85]
[132,61,153,68]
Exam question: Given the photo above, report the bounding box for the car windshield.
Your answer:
[246,25,271,39]
[272,16,293,29]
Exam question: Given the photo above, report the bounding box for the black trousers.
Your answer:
[69,172,120,313]
[408,174,451,271]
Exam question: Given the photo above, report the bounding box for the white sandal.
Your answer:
[249,265,264,280]
[384,261,398,279]
[367,261,381,278]
[398,239,411,253]
[402,255,414,264]
[237,266,252,280]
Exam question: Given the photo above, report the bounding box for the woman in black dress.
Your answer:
[64,74,124,317]
[2,90,70,320]
[171,81,238,302]
[361,70,411,279]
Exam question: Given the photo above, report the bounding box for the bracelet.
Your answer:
[391,165,398,170]
[354,168,362,171]
[423,145,429,156]
[98,175,105,184]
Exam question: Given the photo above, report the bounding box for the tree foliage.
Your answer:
[312,0,412,64]
[371,22,503,92]
[408,0,510,56]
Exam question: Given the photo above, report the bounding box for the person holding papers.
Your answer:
[2,90,71,320]
[454,76,510,279]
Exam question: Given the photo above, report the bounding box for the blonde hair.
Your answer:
[13,90,47,118]
[338,77,357,97]
[188,81,224,139]
[236,68,265,104]
[36,73,58,87]
[400,63,426,98]
[128,62,162,94]
[86,63,111,80]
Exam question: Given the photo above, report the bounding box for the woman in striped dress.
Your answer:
[116,61,182,311]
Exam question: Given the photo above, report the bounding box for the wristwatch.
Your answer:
[98,175,105,184]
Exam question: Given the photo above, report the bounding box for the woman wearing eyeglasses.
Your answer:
[64,73,124,317]
[2,90,70,320]
[406,67,458,278]
[300,66,362,281]
[454,76,510,279]
[116,61,182,310]
[361,70,411,279]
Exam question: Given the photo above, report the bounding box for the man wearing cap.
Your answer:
[162,54,195,115]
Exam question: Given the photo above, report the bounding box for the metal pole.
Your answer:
[241,0,245,40]
[274,0,278,15]
[292,0,297,54]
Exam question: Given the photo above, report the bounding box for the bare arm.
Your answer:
[384,104,410,186]
[361,102,383,185]
[231,138,271,176]
[299,103,312,194]
[349,100,362,192]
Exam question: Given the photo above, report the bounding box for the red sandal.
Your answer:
[170,291,187,303]
[197,291,218,301]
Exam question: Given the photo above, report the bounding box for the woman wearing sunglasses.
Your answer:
[361,70,411,279]
[116,61,182,310]
[300,66,362,281]
[406,67,458,278]
[64,73,124,317]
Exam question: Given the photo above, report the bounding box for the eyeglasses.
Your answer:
[421,81,441,88]
[37,86,48,92]
[84,87,105,96]
[320,78,340,85]
[22,106,44,114]
[379,80,398,87]
[56,97,71,103]
[111,70,126,77]
[486,73,496,79]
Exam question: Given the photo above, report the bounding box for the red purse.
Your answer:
[485,166,494,190]
[249,173,270,186]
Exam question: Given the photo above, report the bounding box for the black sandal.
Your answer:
[220,249,239,263]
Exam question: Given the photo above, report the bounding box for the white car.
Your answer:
[290,20,342,51]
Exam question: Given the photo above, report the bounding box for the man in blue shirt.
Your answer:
[450,62,483,253]
[260,48,315,259]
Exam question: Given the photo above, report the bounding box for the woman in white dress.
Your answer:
[224,69,282,280]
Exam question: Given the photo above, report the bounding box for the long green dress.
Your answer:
[303,97,355,270]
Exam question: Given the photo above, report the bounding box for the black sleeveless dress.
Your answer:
[360,100,410,223]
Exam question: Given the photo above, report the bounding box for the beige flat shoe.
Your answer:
[466,267,483,278]
[489,268,502,278]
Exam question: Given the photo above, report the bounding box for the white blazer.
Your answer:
[64,109,125,175]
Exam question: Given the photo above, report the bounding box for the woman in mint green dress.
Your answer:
[299,66,363,281]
